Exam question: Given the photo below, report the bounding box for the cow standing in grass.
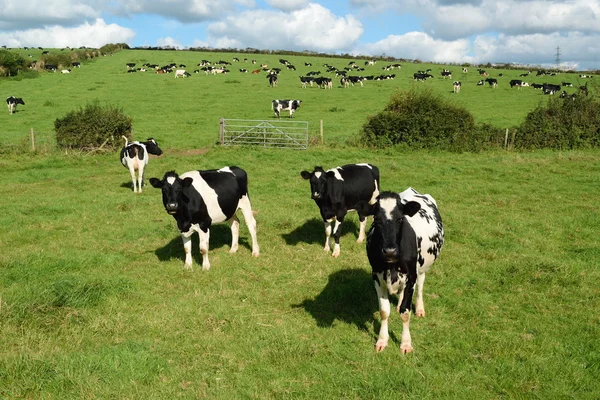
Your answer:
[120,136,163,193]
[359,188,444,353]
[301,164,380,257]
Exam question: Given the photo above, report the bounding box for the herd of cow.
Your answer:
[120,137,444,354]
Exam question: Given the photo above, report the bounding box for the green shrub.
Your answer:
[515,95,600,150]
[355,88,478,150]
[54,102,132,150]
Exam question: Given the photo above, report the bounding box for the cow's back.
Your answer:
[399,188,444,272]
[329,164,380,208]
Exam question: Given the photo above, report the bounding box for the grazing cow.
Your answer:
[251,69,261,74]
[272,99,301,118]
[6,96,24,114]
[267,72,278,87]
[485,78,498,88]
[510,79,523,88]
[239,68,247,73]
[462,67,468,73]
[413,73,432,81]
[300,164,380,257]
[149,167,260,270]
[120,136,163,193]
[360,188,444,353]
[440,70,452,79]
[477,79,484,86]
[61,69,71,74]
[299,76,314,88]
[453,81,461,93]
[174,69,187,78]
[543,83,561,95]
[126,63,136,69]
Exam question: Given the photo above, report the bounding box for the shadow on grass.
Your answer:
[154,225,250,264]
[294,268,390,342]
[282,218,360,245]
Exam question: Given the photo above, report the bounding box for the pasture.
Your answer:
[0,49,599,398]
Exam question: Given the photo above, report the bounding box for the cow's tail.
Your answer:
[230,166,249,197]
[122,135,129,147]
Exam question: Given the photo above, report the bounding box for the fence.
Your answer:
[219,118,309,149]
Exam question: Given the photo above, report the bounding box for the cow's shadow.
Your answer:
[293,268,394,343]
[282,218,360,245]
[154,225,250,263]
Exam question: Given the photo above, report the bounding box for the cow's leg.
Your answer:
[323,220,333,253]
[331,212,346,257]
[374,273,390,352]
[228,214,240,253]
[238,195,260,257]
[137,163,145,193]
[398,274,416,354]
[357,214,367,243]
[127,164,138,192]
[199,227,211,271]
[415,272,426,317]
[181,232,194,270]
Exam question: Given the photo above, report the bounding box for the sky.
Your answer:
[0,0,599,71]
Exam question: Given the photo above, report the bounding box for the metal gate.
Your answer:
[219,118,308,149]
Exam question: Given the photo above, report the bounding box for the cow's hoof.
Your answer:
[183,264,193,271]
[400,343,413,354]
[252,250,260,257]
[375,339,388,352]
[332,250,340,258]
[229,246,238,254]
[416,309,426,317]
[201,265,210,271]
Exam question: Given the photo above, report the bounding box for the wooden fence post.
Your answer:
[219,118,224,144]
[30,128,35,152]
[320,119,323,144]
[504,128,509,149]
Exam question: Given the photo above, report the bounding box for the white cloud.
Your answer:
[0,0,105,30]
[355,32,473,64]
[155,36,182,49]
[206,3,363,52]
[0,18,135,48]
[113,0,256,23]
[266,0,310,12]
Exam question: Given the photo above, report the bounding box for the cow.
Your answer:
[440,70,452,79]
[299,76,314,88]
[272,99,301,118]
[61,69,71,74]
[510,79,524,88]
[485,78,498,88]
[174,69,187,78]
[251,69,261,74]
[413,73,432,81]
[359,187,444,353]
[120,136,163,193]
[72,62,81,68]
[453,81,461,93]
[267,72,278,87]
[149,167,260,270]
[300,164,380,257]
[6,96,24,114]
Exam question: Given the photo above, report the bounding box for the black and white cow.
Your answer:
[300,164,380,257]
[6,96,24,114]
[267,72,278,87]
[360,188,444,353]
[120,136,163,193]
[272,99,301,118]
[149,167,260,270]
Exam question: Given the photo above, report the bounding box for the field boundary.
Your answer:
[219,118,309,149]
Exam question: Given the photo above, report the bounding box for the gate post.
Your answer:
[219,118,225,144]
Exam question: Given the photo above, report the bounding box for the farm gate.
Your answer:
[219,118,309,149]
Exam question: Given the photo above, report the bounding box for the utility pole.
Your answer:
[555,46,561,68]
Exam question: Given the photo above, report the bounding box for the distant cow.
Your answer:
[149,167,260,270]
[6,96,24,114]
[120,136,163,193]
[300,164,380,257]
[485,78,498,88]
[453,81,461,93]
[272,99,301,118]
[61,69,71,74]
[267,72,278,87]
[174,69,188,78]
[359,187,444,353]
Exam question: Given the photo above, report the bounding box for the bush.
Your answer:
[55,102,132,150]
[355,88,479,150]
[515,95,600,150]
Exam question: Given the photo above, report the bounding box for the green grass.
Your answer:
[0,147,599,399]
[1,49,597,151]
[0,49,598,398]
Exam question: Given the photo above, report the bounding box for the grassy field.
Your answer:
[1,48,597,151]
[0,49,599,398]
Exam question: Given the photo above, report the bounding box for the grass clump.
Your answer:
[54,102,132,151]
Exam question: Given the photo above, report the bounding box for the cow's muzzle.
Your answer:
[165,203,178,214]
[383,247,399,263]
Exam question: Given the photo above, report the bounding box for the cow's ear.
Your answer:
[300,171,312,180]
[355,200,374,216]
[182,177,194,188]
[403,201,421,217]
[149,178,163,188]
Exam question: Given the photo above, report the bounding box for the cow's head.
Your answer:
[300,166,327,200]
[150,171,193,215]
[144,138,163,156]
[361,192,421,263]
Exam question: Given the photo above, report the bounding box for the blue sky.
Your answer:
[1,0,599,70]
